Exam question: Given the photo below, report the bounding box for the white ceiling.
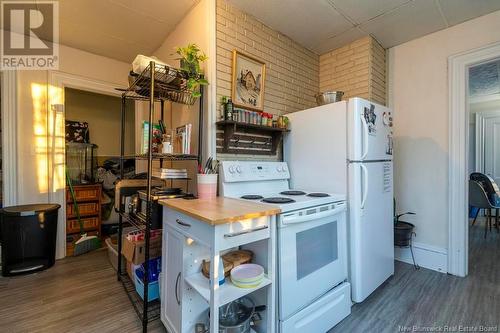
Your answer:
[50,0,199,62]
[228,0,500,54]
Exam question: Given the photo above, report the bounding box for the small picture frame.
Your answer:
[231,50,266,112]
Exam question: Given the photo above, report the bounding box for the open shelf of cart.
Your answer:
[185,272,272,306]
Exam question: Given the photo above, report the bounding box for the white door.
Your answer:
[278,203,347,320]
[484,115,500,185]
[347,98,393,161]
[348,161,394,302]
[163,228,183,333]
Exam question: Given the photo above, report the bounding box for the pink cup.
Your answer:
[197,174,218,199]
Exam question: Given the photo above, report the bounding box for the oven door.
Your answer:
[278,202,347,320]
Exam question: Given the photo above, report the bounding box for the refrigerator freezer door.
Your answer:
[347,98,393,161]
[284,102,348,193]
[348,161,394,302]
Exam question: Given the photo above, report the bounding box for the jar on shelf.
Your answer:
[278,115,285,128]
[267,114,273,127]
[161,132,173,154]
[261,113,268,126]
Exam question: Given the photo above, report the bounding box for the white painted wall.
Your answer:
[153,0,213,162]
[388,10,500,252]
[134,0,215,193]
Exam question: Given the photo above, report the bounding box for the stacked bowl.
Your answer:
[230,264,264,288]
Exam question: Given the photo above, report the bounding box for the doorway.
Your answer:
[448,41,500,277]
[64,87,136,256]
[467,59,500,274]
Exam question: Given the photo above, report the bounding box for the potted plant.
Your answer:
[393,199,419,269]
[394,211,416,247]
[175,44,209,98]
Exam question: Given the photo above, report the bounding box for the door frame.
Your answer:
[448,41,500,277]
[48,71,123,259]
[0,71,19,207]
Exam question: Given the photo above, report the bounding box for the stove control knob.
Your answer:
[236,166,242,174]
[276,166,282,172]
[229,166,236,174]
[282,165,287,172]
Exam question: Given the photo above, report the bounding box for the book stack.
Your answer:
[152,168,188,179]
[175,124,192,154]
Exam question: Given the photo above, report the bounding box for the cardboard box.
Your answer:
[122,233,162,265]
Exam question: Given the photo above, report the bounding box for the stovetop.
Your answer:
[220,161,346,213]
[237,189,345,213]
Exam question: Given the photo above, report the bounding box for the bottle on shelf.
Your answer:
[225,99,234,121]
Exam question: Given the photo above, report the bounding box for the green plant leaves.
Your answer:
[175,43,209,98]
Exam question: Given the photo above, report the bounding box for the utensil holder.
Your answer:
[197,174,218,199]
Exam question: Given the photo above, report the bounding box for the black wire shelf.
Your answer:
[119,272,161,323]
[126,153,199,161]
[120,212,164,231]
[117,58,205,333]
[121,63,200,105]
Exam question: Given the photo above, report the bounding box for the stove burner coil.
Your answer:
[280,190,306,196]
[262,197,296,204]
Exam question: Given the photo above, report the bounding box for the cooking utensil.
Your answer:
[207,296,266,333]
[315,91,344,105]
[204,157,213,174]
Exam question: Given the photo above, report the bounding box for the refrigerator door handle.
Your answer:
[360,115,369,160]
[360,164,369,209]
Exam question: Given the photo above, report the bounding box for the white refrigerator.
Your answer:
[284,97,394,303]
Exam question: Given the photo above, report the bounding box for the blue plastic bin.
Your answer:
[134,257,161,302]
[134,268,160,302]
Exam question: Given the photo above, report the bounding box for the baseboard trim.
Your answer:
[394,242,448,273]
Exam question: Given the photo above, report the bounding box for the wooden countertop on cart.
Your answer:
[159,197,281,226]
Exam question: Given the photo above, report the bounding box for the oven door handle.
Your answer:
[282,205,345,225]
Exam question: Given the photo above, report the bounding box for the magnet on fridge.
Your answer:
[383,112,390,126]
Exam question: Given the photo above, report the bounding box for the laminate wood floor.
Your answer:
[1,219,499,333]
[330,218,500,333]
[0,248,167,333]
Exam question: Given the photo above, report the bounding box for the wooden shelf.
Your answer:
[216,120,289,156]
[216,120,289,132]
[184,272,272,306]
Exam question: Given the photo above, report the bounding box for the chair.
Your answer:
[469,180,499,238]
[470,173,500,229]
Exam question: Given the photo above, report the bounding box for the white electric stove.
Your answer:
[220,161,351,333]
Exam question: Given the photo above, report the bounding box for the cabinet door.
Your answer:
[164,228,184,333]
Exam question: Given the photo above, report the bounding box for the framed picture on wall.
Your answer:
[231,50,266,112]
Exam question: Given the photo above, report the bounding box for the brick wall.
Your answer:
[216,0,319,117]
[319,36,386,105]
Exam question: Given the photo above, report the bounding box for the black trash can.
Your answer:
[0,204,61,276]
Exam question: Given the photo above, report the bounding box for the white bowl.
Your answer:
[230,264,264,284]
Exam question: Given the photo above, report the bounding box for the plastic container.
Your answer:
[105,237,123,272]
[132,54,175,83]
[134,257,161,302]
[197,174,218,199]
[105,229,134,271]
[134,268,160,302]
